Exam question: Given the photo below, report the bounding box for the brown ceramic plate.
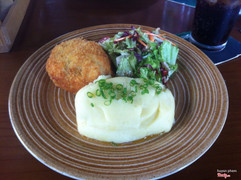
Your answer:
[9,24,228,179]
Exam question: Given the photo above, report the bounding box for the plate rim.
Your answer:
[8,23,229,179]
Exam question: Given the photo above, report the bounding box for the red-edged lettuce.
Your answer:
[99,27,179,85]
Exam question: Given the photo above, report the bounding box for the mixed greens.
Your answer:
[99,27,179,84]
[87,27,179,106]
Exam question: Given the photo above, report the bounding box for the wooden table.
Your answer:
[0,0,240,179]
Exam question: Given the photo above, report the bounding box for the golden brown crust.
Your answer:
[46,37,112,93]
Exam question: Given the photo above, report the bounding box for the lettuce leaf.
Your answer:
[116,53,137,76]
[160,41,179,65]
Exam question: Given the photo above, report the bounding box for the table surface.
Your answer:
[0,0,240,179]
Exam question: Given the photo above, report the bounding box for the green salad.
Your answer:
[99,27,179,84]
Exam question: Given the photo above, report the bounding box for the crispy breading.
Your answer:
[46,37,112,93]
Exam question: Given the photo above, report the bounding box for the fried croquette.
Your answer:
[46,37,112,93]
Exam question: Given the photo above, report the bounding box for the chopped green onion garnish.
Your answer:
[140,84,148,90]
[154,84,160,89]
[100,89,107,99]
[116,84,123,91]
[108,90,116,99]
[98,79,106,87]
[156,87,162,94]
[141,88,149,95]
[127,96,134,103]
[130,79,137,86]
[104,100,111,106]
[123,87,127,95]
[87,92,94,98]
[122,96,127,102]
[130,90,136,97]
[96,89,101,96]
[87,78,163,106]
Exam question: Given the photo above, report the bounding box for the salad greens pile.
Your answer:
[99,27,179,85]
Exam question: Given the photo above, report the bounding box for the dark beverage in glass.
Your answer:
[190,0,241,51]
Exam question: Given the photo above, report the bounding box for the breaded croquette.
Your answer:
[46,37,112,93]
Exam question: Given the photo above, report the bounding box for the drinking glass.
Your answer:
[189,0,241,51]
